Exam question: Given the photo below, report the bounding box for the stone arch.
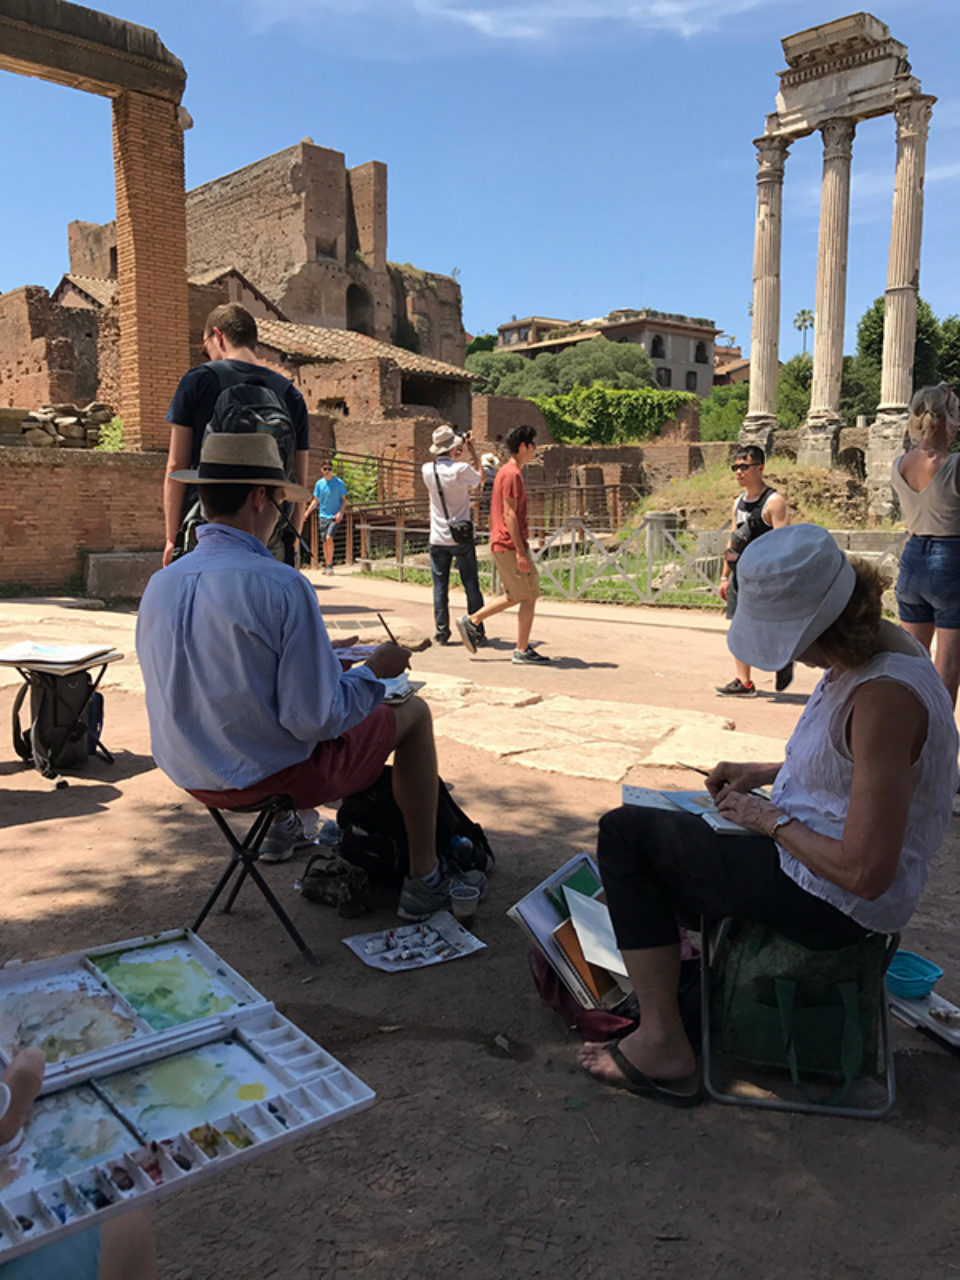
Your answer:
[837,446,866,480]
[346,283,374,336]
[0,3,189,450]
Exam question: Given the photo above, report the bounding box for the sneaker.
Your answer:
[434,634,450,646]
[260,812,308,863]
[456,614,482,655]
[715,678,757,697]
[512,645,550,665]
[396,861,486,922]
[775,662,794,693]
[326,565,335,575]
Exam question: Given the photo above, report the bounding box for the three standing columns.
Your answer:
[742,136,790,452]
[800,117,856,465]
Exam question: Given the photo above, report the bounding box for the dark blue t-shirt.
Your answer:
[166,360,310,467]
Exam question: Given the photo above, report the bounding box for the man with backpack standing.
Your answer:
[162,303,310,567]
[421,424,485,645]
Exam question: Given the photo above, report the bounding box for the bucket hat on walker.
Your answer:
[726,524,856,671]
[170,433,310,503]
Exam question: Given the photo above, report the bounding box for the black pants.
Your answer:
[430,542,485,642]
[597,805,868,952]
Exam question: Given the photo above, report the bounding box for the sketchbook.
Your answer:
[622,785,752,835]
[0,930,374,1264]
[0,642,116,669]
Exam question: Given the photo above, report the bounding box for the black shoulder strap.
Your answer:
[433,460,453,523]
[12,682,31,762]
[206,359,247,392]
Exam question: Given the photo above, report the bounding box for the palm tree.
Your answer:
[794,309,814,353]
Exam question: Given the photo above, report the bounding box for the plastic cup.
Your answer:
[449,883,480,926]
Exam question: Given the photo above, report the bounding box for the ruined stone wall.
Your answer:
[186,145,307,299]
[390,266,465,366]
[0,447,164,588]
[58,307,100,405]
[0,287,89,408]
[67,220,117,279]
[471,394,554,446]
[347,161,387,271]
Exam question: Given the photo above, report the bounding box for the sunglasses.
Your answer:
[731,462,758,472]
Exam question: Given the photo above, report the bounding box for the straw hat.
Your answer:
[727,524,856,670]
[429,425,463,455]
[170,433,310,503]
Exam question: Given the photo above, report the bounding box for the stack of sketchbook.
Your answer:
[508,853,633,1011]
[0,642,119,673]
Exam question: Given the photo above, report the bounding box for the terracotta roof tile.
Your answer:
[59,275,117,308]
[256,318,472,381]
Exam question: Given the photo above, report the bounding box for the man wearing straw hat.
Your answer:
[138,433,484,921]
[421,424,486,646]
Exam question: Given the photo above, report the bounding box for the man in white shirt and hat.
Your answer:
[421,424,486,646]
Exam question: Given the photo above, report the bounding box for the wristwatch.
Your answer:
[770,812,795,839]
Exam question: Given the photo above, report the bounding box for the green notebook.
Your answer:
[545,862,602,920]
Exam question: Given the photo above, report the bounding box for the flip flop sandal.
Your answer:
[587,1038,703,1108]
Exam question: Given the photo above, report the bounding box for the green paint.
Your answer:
[93,954,237,1030]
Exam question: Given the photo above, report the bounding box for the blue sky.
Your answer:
[1,0,957,357]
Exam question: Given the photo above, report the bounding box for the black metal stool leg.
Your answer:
[243,860,317,964]
[192,853,244,932]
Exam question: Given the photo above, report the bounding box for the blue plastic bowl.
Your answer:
[886,950,943,999]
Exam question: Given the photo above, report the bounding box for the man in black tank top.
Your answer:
[716,445,790,695]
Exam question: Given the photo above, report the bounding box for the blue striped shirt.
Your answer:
[136,524,384,790]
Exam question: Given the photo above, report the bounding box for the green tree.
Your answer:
[793,308,814,353]
[465,335,654,398]
[938,315,960,388]
[839,355,882,426]
[775,353,813,430]
[699,383,750,441]
[465,332,497,357]
[855,295,942,389]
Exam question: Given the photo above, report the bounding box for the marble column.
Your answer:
[868,94,936,518]
[743,134,790,453]
[800,117,856,467]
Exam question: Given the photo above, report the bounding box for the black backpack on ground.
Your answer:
[12,672,106,778]
[337,767,495,884]
[175,360,299,558]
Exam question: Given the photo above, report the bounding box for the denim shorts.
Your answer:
[319,517,339,542]
[896,535,960,628]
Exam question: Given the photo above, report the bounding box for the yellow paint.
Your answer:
[236,1083,267,1101]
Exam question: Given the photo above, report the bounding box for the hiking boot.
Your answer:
[775,662,794,693]
[715,678,756,697]
[512,645,550,665]
[260,812,309,863]
[396,861,486,922]
[456,614,482,655]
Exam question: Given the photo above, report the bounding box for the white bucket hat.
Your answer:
[727,524,856,671]
[429,425,463,455]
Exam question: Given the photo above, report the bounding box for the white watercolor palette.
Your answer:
[0,935,375,1264]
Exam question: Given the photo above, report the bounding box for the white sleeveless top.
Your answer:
[769,644,958,932]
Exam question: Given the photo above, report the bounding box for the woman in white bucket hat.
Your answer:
[580,524,958,1105]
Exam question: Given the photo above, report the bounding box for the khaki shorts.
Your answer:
[493,548,540,603]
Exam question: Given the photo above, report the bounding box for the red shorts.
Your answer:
[187,704,397,811]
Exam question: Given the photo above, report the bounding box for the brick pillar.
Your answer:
[112,91,189,452]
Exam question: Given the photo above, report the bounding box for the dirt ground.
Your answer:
[1,573,959,1280]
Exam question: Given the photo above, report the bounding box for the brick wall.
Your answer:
[67,220,117,278]
[471,395,554,445]
[0,447,164,588]
[347,161,387,272]
[0,287,95,409]
[112,90,189,451]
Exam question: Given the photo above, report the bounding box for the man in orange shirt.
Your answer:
[456,424,549,665]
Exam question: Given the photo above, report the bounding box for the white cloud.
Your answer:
[241,0,776,41]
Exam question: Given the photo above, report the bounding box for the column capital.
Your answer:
[894,95,935,141]
[820,117,856,162]
[753,134,790,182]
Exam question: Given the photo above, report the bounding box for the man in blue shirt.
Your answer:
[138,432,484,921]
[304,462,348,574]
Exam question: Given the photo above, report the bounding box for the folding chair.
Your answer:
[191,794,317,964]
[700,916,897,1119]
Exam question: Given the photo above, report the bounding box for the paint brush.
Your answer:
[679,762,710,777]
[377,612,398,645]
[89,1079,147,1145]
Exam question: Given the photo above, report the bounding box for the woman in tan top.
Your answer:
[891,382,960,704]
